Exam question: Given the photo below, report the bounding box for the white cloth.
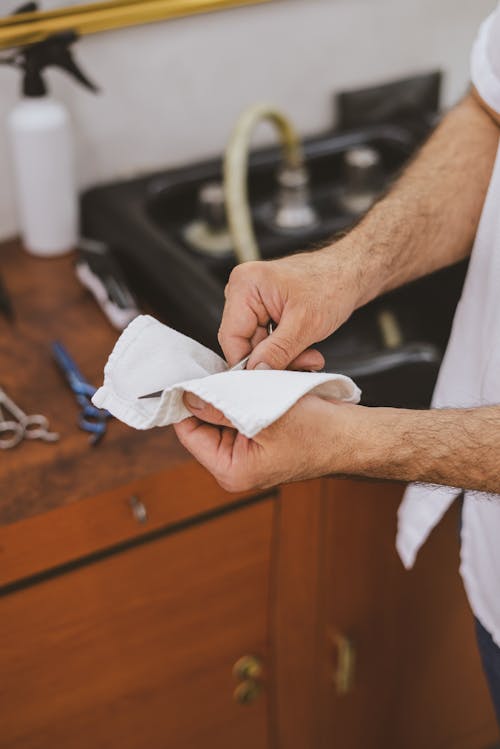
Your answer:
[397,3,500,648]
[471,5,500,115]
[92,315,361,438]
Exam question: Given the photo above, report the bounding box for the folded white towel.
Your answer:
[92,315,361,438]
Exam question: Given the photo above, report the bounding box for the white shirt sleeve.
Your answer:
[471,3,500,113]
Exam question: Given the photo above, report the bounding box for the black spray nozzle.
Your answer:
[0,27,98,98]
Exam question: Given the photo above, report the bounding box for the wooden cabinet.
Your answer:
[1,474,498,749]
[315,479,498,749]
[0,242,497,749]
[0,498,273,749]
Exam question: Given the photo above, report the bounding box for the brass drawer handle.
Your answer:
[233,679,261,705]
[232,655,263,705]
[333,633,356,696]
[129,495,147,523]
[232,654,263,681]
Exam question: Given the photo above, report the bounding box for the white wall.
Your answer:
[0,0,496,240]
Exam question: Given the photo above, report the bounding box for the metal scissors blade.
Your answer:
[0,387,59,446]
[138,355,252,400]
[138,389,163,400]
[229,354,251,371]
[0,409,24,450]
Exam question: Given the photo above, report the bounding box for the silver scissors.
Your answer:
[0,387,60,450]
[223,320,276,372]
[138,322,276,400]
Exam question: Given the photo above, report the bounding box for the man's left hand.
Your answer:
[174,392,356,492]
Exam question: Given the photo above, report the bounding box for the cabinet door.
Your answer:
[317,479,498,749]
[0,498,273,749]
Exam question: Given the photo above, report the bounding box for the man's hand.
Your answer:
[219,94,499,373]
[175,94,500,495]
[219,249,364,371]
[175,392,500,496]
[174,392,354,492]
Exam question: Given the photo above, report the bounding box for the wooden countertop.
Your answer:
[0,239,190,526]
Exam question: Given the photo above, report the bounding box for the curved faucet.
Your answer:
[223,103,314,264]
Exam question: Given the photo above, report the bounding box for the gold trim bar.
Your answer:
[0,0,270,50]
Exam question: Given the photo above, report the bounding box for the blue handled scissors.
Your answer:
[52,341,111,445]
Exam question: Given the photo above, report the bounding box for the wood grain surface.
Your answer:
[0,239,191,525]
[0,498,274,749]
[271,479,325,749]
[0,459,273,589]
[316,479,498,749]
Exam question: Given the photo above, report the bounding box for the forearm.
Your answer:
[339,403,500,494]
[323,93,499,309]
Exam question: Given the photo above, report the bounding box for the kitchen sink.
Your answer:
[81,121,466,409]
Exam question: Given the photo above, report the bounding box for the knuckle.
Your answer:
[227,264,246,285]
[265,335,295,367]
[271,337,291,357]
[229,261,264,286]
[205,405,225,424]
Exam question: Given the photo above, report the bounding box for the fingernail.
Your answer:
[255,362,272,370]
[185,393,204,410]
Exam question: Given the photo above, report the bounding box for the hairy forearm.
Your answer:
[339,403,500,494]
[323,93,499,308]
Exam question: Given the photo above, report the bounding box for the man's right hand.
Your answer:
[219,94,500,372]
[218,246,363,371]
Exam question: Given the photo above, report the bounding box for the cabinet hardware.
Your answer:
[232,654,263,681]
[129,495,147,523]
[232,655,263,705]
[233,679,261,705]
[333,634,356,696]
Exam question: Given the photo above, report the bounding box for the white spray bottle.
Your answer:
[2,30,97,256]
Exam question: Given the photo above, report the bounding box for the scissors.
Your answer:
[0,387,59,450]
[138,322,276,400]
[52,341,111,445]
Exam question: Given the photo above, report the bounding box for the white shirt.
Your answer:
[396,4,500,648]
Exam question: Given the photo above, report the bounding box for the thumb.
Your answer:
[247,312,310,370]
